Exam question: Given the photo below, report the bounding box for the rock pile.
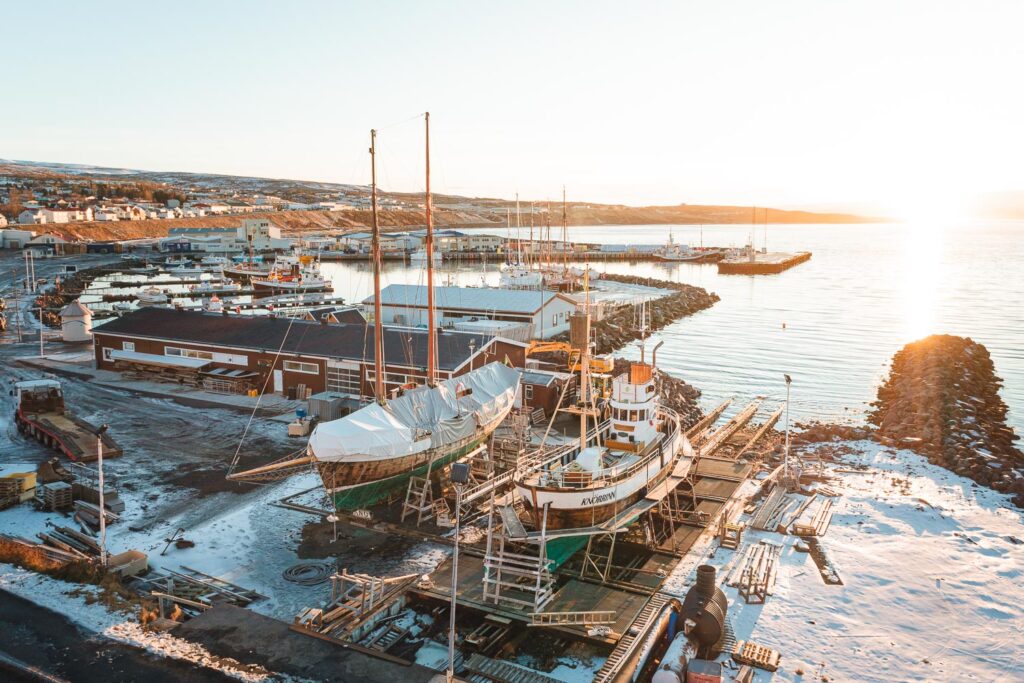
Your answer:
[868,335,1024,505]
[557,273,719,354]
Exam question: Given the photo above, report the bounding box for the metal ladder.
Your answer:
[530,610,616,627]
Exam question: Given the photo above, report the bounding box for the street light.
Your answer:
[447,461,470,683]
[96,424,109,568]
[783,374,792,483]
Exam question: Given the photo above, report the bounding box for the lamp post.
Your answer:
[447,461,470,683]
[37,307,45,358]
[96,424,109,568]
[783,374,792,484]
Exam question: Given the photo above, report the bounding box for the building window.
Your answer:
[326,365,360,395]
[122,341,135,352]
[284,360,319,375]
[102,348,113,361]
[166,346,213,361]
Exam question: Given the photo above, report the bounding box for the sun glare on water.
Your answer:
[900,215,947,342]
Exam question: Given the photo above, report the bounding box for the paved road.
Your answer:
[0,588,232,682]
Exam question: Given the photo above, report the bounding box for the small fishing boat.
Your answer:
[223,262,272,280]
[251,265,330,295]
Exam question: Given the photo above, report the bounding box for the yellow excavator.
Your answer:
[525,341,614,374]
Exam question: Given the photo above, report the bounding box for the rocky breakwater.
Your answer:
[567,273,719,355]
[868,334,1024,505]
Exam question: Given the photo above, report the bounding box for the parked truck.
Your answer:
[13,379,122,462]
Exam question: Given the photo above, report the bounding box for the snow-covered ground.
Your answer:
[666,441,1024,682]
[4,429,1023,682]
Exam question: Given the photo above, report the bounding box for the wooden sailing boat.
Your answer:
[514,297,691,529]
[307,116,520,510]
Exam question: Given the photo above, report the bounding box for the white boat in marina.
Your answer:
[190,280,242,294]
[137,287,169,305]
[200,256,230,268]
[410,246,441,265]
[499,262,544,288]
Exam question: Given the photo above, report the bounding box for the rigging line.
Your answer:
[227,309,305,474]
[377,111,425,131]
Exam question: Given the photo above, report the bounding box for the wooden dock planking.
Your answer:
[410,554,649,645]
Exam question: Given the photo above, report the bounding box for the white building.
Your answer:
[60,301,93,343]
[39,208,93,223]
[0,214,7,228]
[366,284,578,339]
[94,208,120,222]
[164,218,287,253]
[0,228,36,248]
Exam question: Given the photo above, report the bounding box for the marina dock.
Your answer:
[717,250,812,275]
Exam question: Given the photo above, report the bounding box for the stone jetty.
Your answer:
[868,335,1024,505]
[570,273,719,355]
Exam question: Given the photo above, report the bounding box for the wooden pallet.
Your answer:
[732,640,781,672]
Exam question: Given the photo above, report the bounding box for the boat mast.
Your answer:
[561,186,568,272]
[370,129,385,405]
[515,193,522,264]
[579,270,591,453]
[425,112,438,386]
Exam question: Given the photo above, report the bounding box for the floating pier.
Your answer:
[717,251,812,275]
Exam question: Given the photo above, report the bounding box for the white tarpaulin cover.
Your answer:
[308,362,521,463]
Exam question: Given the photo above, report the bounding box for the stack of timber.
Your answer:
[0,470,36,510]
[749,487,787,530]
[791,497,834,537]
[294,571,419,643]
[35,525,100,560]
[0,533,85,566]
[73,500,119,530]
[134,565,266,618]
[35,481,73,511]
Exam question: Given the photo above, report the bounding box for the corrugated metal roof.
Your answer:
[367,284,569,314]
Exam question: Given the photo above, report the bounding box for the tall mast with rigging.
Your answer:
[425,112,438,386]
[370,129,385,405]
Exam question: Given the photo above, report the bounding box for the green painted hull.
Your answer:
[543,536,589,570]
[330,437,485,511]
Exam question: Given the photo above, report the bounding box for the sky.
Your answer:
[3,0,1024,217]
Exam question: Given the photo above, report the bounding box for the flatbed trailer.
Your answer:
[13,380,122,462]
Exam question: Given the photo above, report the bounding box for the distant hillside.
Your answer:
[973,190,1024,220]
[0,159,880,239]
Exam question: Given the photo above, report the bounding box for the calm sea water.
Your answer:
[321,221,1023,433]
